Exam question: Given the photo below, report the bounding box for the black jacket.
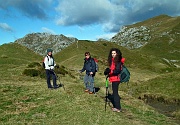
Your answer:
[81,57,96,75]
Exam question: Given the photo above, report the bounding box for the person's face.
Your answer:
[111,51,117,58]
[48,51,52,55]
[85,54,90,59]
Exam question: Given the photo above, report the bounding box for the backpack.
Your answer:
[89,58,99,72]
[93,58,99,72]
[42,57,47,68]
[120,64,130,83]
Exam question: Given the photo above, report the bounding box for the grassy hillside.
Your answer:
[137,15,180,60]
[0,41,179,124]
[129,15,180,34]
[1,75,178,125]
[0,43,42,80]
[55,40,179,73]
[125,15,180,72]
[0,43,41,65]
[123,15,180,59]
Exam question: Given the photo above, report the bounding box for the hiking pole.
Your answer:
[53,70,65,90]
[105,75,109,112]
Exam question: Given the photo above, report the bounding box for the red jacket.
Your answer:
[109,58,125,82]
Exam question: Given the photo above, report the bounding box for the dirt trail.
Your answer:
[60,55,79,65]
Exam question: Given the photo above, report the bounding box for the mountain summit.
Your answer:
[15,32,78,55]
[110,15,180,49]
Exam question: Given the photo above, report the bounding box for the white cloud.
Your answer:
[55,0,113,26]
[1,0,180,36]
[55,0,180,33]
[0,23,13,32]
[41,27,55,34]
[96,33,116,40]
[65,34,75,38]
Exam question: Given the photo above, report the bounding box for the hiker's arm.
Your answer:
[44,57,51,70]
[112,62,121,75]
[53,61,56,66]
[80,63,86,72]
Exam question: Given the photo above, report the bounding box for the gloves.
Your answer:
[79,70,82,73]
[50,66,54,70]
[104,68,110,75]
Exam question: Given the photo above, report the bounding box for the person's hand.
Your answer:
[90,72,93,75]
[104,68,110,75]
[50,66,54,70]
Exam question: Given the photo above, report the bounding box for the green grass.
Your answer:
[0,73,178,125]
[0,40,180,124]
[126,71,180,100]
[0,43,41,62]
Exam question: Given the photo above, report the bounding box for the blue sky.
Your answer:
[0,0,179,45]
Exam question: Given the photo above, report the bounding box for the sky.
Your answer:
[0,0,180,45]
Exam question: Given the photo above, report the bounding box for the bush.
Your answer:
[23,69,40,77]
[23,63,70,78]
[103,43,107,46]
[54,65,68,75]
[27,62,41,68]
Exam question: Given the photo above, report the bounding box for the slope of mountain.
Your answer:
[0,43,41,65]
[54,40,174,73]
[111,15,180,50]
[1,38,180,123]
[15,32,78,56]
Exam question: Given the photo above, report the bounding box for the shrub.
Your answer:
[23,69,40,77]
[27,62,41,68]
[54,65,68,75]
[23,62,69,78]
[103,43,107,46]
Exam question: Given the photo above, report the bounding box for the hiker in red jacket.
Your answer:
[104,48,125,112]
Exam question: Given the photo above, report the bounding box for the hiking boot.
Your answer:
[48,87,53,90]
[54,85,60,89]
[89,92,93,94]
[59,84,63,87]
[112,108,122,112]
[84,89,89,92]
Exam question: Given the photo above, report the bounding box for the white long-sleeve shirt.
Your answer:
[44,55,56,70]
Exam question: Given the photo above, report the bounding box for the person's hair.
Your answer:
[84,52,90,56]
[107,48,122,66]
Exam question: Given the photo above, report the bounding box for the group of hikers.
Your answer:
[43,48,126,112]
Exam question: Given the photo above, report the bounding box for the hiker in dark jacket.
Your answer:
[104,48,125,112]
[44,48,59,89]
[80,52,96,94]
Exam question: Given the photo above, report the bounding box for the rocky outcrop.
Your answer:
[110,26,151,49]
[15,32,78,55]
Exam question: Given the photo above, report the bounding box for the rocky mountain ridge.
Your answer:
[15,33,78,56]
[110,26,151,49]
[15,15,179,56]
[110,15,180,49]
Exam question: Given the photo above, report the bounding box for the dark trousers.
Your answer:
[112,81,121,110]
[46,69,57,88]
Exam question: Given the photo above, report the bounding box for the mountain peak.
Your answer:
[15,32,78,55]
[110,15,179,49]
